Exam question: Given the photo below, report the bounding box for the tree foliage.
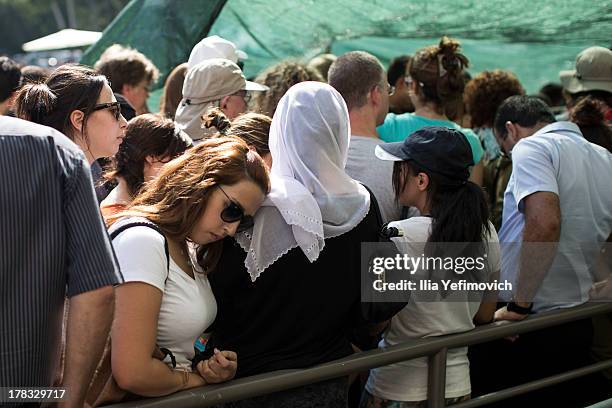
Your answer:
[0,0,130,55]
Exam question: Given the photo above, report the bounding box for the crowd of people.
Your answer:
[1,33,611,408]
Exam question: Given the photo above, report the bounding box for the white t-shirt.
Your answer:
[112,223,217,370]
[499,122,612,312]
[366,217,501,401]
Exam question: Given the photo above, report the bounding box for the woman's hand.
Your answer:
[196,349,237,384]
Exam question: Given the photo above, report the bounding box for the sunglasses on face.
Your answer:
[218,185,254,233]
[92,101,122,121]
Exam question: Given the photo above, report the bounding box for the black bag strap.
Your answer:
[109,219,170,279]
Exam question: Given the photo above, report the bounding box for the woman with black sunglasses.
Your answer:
[15,64,127,164]
[102,137,270,400]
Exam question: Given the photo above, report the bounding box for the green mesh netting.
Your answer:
[82,0,612,110]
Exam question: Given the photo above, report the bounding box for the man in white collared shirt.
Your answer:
[469,95,612,406]
[492,96,612,316]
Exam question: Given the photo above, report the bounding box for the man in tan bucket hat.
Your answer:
[560,46,612,94]
[559,46,612,119]
[175,58,268,141]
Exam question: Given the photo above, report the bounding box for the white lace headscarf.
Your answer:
[235,81,371,281]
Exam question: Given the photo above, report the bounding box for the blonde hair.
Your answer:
[251,60,323,116]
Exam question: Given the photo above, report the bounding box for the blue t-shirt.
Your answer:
[377,113,484,164]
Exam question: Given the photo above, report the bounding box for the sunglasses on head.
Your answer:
[218,185,254,233]
[92,101,122,121]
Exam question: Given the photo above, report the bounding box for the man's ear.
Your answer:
[220,95,230,110]
[505,121,518,143]
[370,86,382,107]
[69,110,85,135]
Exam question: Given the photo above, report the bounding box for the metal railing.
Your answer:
[111,302,612,408]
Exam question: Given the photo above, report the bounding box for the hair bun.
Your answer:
[438,36,461,56]
[15,83,57,123]
[570,96,605,127]
[438,36,469,73]
[201,107,231,135]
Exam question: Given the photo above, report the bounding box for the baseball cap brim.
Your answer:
[375,143,408,162]
[244,81,269,92]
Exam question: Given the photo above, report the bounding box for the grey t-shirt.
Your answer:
[345,135,401,223]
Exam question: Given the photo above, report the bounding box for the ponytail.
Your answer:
[429,181,490,243]
[13,64,106,141]
[202,107,232,135]
[201,107,272,158]
[393,160,490,243]
[15,83,57,125]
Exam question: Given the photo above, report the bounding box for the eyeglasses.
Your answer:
[217,185,254,233]
[232,90,252,104]
[376,83,395,96]
[92,101,122,121]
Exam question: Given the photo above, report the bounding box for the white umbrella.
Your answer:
[22,29,102,52]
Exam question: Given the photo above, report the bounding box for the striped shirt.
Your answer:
[0,117,123,388]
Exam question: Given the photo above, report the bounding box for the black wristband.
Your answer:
[507,301,533,315]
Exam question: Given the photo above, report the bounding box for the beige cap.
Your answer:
[560,46,612,94]
[187,35,248,69]
[182,58,268,105]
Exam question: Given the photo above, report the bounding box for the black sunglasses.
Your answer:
[218,185,254,233]
[92,101,122,121]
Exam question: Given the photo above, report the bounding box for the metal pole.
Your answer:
[427,347,448,408]
[452,359,612,408]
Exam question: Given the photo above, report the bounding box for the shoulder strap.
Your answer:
[109,219,170,279]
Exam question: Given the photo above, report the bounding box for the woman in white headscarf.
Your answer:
[207,82,405,407]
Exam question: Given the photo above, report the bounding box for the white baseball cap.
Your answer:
[188,35,248,69]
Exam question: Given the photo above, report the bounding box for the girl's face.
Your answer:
[75,84,128,163]
[189,179,266,245]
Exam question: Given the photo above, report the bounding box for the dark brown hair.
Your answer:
[328,51,384,111]
[105,113,193,197]
[94,44,159,92]
[464,70,525,128]
[570,96,612,153]
[108,137,270,273]
[203,108,271,157]
[159,63,188,119]
[14,64,107,140]
[0,56,21,102]
[20,65,49,85]
[252,60,323,116]
[392,160,490,244]
[408,36,469,118]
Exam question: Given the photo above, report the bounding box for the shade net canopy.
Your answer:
[82,0,611,108]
